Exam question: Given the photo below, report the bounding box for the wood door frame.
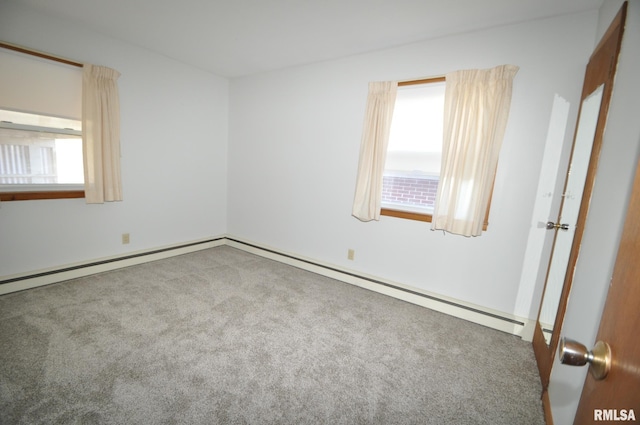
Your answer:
[533,2,627,389]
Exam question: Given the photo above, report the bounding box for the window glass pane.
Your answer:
[383,82,445,213]
[0,128,83,185]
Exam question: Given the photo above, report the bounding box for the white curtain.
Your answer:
[432,65,519,236]
[82,64,122,203]
[352,81,397,221]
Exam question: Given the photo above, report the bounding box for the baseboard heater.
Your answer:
[224,238,530,339]
[227,238,524,325]
[0,236,531,339]
[0,237,226,292]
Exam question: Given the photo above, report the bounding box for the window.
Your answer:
[353,66,516,234]
[0,110,84,201]
[1,109,83,184]
[0,45,84,201]
[381,78,445,222]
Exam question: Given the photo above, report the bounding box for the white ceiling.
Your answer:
[10,0,603,78]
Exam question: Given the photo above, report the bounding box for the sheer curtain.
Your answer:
[432,65,519,236]
[352,81,397,221]
[82,64,122,204]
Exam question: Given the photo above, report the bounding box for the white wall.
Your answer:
[0,3,229,278]
[0,2,604,333]
[228,11,598,320]
[549,1,640,424]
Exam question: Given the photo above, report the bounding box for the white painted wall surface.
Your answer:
[228,11,598,319]
[515,93,572,337]
[549,1,640,424]
[0,3,229,277]
[0,1,604,334]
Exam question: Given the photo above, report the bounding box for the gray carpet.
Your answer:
[0,246,544,424]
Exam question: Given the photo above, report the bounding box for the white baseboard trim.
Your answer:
[0,235,535,340]
[226,237,535,340]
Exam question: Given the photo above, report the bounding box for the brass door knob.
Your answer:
[559,338,611,380]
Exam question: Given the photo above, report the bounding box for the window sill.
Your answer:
[381,208,432,222]
[380,207,489,230]
[0,190,85,201]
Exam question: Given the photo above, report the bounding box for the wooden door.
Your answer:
[572,156,640,423]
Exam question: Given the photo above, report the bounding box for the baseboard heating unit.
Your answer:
[0,236,534,339]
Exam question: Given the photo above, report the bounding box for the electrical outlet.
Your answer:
[347,249,355,260]
[122,233,130,244]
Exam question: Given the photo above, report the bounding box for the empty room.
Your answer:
[1,0,639,424]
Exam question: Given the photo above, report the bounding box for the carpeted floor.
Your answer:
[0,246,545,424]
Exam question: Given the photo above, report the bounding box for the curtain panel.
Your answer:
[352,81,398,221]
[82,64,122,204]
[432,65,519,236]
